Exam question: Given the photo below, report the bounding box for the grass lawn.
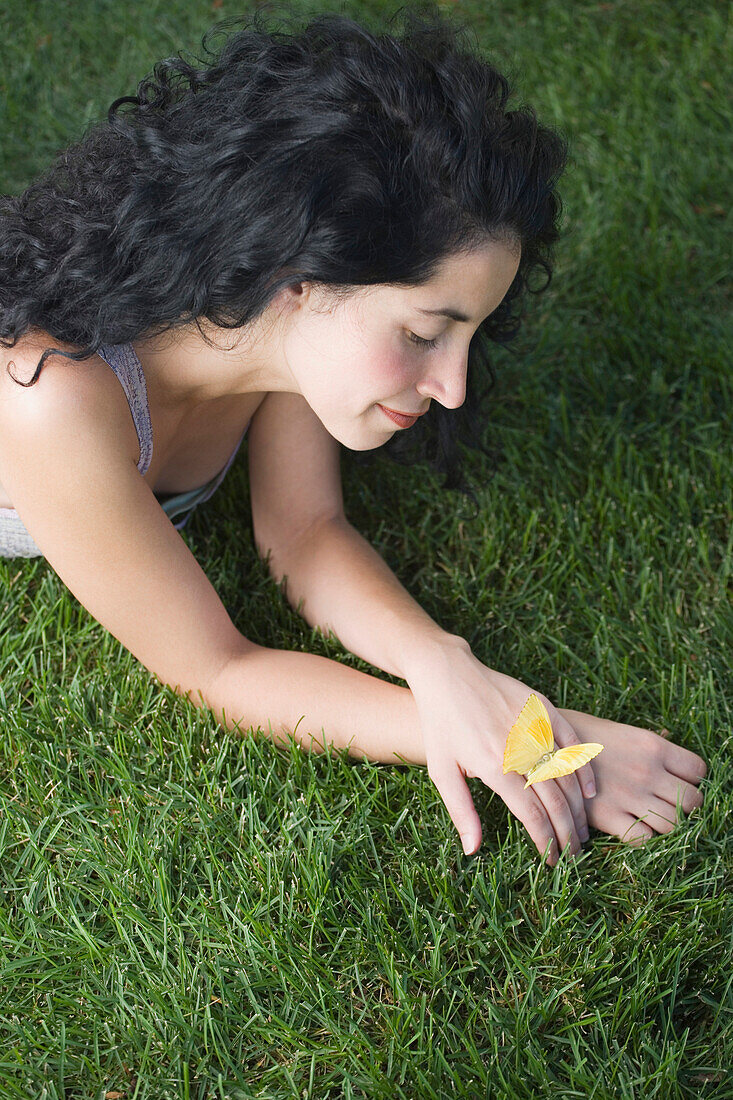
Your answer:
[0,0,731,1096]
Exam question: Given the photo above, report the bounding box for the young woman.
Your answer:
[0,6,706,865]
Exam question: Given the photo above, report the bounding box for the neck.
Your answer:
[132,315,290,408]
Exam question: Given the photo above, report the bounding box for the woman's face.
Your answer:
[278,239,522,450]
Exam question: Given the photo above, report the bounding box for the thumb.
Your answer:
[428,759,483,855]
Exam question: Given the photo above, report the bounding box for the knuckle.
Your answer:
[475,763,501,786]
[646,734,667,763]
[625,820,654,845]
[525,801,548,830]
[653,742,668,767]
[650,812,676,834]
[682,784,704,812]
[543,789,570,817]
[559,723,579,746]
[693,754,708,779]
[426,755,449,781]
[638,751,661,783]
[541,836,558,862]
[452,817,476,838]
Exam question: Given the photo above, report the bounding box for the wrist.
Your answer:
[402,631,472,685]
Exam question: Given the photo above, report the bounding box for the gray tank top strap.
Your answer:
[96,343,153,475]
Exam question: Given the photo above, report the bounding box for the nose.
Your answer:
[416,347,468,410]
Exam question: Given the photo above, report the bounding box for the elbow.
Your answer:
[153,630,258,716]
[254,531,302,610]
[254,528,288,582]
[195,636,262,722]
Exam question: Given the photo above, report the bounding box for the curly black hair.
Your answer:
[0,2,568,507]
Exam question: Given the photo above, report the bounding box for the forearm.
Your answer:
[195,641,427,766]
[194,651,598,772]
[262,517,466,682]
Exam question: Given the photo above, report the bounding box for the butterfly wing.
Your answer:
[524,743,604,788]
[503,694,555,776]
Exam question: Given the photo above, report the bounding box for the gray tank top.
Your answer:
[0,343,249,558]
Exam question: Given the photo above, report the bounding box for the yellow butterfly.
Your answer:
[503,693,603,788]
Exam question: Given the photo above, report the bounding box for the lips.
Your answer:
[378,404,427,429]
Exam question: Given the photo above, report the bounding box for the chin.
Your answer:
[343,435,388,453]
[331,417,392,451]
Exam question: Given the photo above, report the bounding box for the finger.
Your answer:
[658,773,705,816]
[618,815,655,846]
[530,776,582,859]
[492,772,560,866]
[541,705,592,839]
[427,758,483,855]
[551,709,597,799]
[575,760,597,799]
[636,796,679,835]
[595,808,655,848]
[662,743,708,784]
[555,769,590,843]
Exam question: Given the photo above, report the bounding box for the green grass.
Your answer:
[1,0,731,1096]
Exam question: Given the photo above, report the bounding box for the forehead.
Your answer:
[371,240,522,315]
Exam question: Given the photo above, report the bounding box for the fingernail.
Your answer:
[586,782,597,798]
[580,826,590,842]
[461,837,472,855]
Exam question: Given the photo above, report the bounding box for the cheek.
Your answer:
[365,343,413,396]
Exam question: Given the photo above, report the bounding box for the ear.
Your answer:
[265,272,312,317]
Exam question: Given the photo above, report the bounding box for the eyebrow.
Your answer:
[417,307,470,323]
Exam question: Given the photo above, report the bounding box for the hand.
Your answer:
[406,639,598,865]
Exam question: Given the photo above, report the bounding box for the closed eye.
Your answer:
[408,332,439,350]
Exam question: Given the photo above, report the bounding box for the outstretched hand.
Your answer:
[406,638,597,865]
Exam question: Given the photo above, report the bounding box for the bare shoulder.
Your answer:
[0,329,138,462]
[0,329,248,700]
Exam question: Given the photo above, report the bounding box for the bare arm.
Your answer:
[259,515,465,683]
[248,514,597,861]
[201,639,427,766]
[180,511,469,772]
[201,516,465,767]
[0,349,428,771]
